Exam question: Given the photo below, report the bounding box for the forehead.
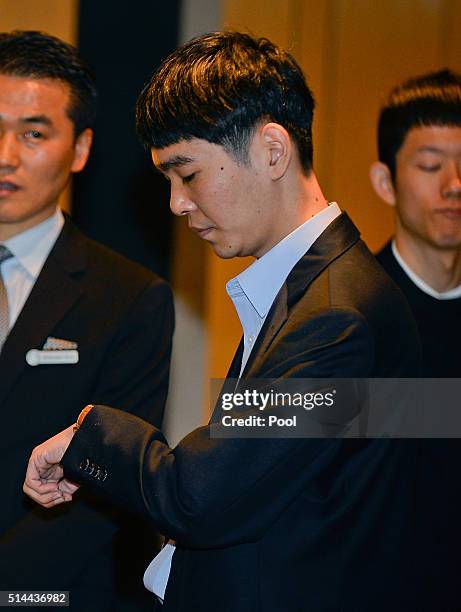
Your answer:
[400,125,461,156]
[0,73,71,122]
[151,138,231,169]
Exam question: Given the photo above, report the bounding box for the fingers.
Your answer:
[23,425,78,508]
[24,451,67,507]
[24,456,62,490]
[22,480,70,508]
[22,478,79,507]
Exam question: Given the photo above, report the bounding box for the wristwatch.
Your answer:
[73,404,94,432]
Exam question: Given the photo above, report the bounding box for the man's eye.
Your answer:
[417,164,441,173]
[182,173,196,184]
[24,130,43,140]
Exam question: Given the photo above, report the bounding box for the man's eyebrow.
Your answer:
[415,146,445,154]
[21,115,53,126]
[0,114,54,126]
[0,113,53,125]
[157,155,195,172]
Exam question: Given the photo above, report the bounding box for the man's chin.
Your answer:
[432,234,461,251]
[212,245,236,259]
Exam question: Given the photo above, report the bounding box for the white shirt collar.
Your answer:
[4,209,65,280]
[230,203,341,317]
[391,240,461,300]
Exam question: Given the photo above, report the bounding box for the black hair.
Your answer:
[136,31,315,172]
[378,69,461,181]
[0,30,97,135]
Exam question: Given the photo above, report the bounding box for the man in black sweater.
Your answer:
[370,69,461,377]
[370,70,461,604]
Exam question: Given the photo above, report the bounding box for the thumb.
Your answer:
[36,425,76,466]
[58,478,80,495]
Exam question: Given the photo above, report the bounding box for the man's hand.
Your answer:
[23,425,80,508]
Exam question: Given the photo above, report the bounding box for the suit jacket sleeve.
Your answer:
[0,279,174,589]
[62,307,372,550]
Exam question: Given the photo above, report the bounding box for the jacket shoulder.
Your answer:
[327,240,421,375]
[84,235,166,288]
[56,219,170,295]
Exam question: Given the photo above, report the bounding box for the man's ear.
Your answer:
[369,161,396,206]
[71,128,93,173]
[259,122,291,180]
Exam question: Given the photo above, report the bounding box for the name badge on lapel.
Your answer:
[26,337,79,367]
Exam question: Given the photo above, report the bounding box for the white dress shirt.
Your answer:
[144,202,342,602]
[1,209,64,329]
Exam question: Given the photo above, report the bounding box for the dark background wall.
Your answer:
[73,0,181,280]
[70,5,182,606]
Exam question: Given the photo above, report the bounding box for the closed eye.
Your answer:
[417,164,441,172]
[182,173,196,184]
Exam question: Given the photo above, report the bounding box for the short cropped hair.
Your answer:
[136,31,315,172]
[378,69,461,180]
[0,30,97,135]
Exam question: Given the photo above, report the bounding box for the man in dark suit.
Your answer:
[0,31,174,610]
[24,32,439,611]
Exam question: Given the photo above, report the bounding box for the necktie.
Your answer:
[0,245,13,352]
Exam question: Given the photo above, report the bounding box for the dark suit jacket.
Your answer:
[62,214,434,611]
[0,218,174,610]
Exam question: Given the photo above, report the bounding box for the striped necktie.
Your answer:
[0,245,13,352]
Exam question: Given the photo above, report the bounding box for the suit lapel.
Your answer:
[242,283,288,379]
[226,338,244,379]
[212,292,289,420]
[285,212,360,308]
[0,219,86,404]
[243,212,361,378]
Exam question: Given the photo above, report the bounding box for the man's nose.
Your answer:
[442,162,461,197]
[0,132,20,172]
[169,185,196,216]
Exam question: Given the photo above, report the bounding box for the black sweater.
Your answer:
[377,240,461,377]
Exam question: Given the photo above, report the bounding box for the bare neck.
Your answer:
[395,231,461,292]
[293,170,329,224]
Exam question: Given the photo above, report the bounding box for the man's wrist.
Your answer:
[73,404,94,432]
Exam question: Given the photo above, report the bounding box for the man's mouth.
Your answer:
[191,226,214,239]
[0,181,20,195]
[437,208,461,219]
